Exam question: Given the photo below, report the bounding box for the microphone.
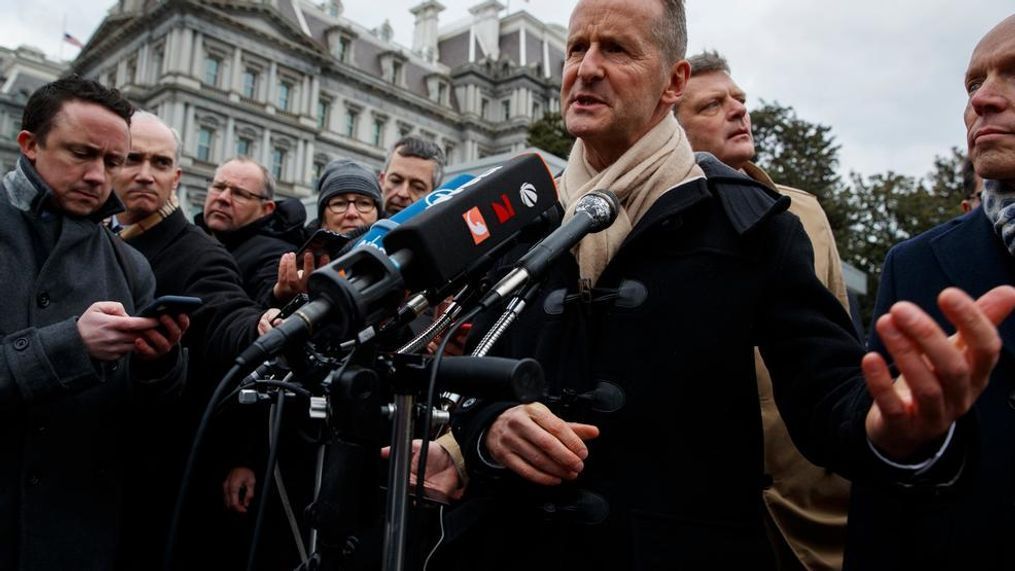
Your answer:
[352,173,476,253]
[478,189,620,309]
[235,154,559,367]
[381,153,560,292]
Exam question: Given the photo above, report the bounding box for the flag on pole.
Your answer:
[63,33,84,49]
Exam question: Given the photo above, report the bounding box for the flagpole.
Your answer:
[59,14,66,61]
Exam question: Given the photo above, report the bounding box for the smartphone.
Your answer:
[135,295,203,318]
[296,229,350,260]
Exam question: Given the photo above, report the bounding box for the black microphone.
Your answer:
[235,154,559,367]
[380,153,560,293]
[479,189,620,309]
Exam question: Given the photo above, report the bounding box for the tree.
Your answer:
[839,151,968,327]
[750,100,848,233]
[527,112,575,159]
[750,100,969,329]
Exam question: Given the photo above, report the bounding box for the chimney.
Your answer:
[410,1,445,63]
[468,0,504,62]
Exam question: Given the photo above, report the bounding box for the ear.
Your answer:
[16,130,39,161]
[660,59,691,107]
[261,200,277,216]
[171,167,182,190]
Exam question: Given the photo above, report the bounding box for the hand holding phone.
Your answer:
[135,295,203,318]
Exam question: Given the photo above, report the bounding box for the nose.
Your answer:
[135,160,155,183]
[969,74,1009,117]
[393,181,411,199]
[576,45,605,83]
[729,98,748,119]
[82,157,107,186]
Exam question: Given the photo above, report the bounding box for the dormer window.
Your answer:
[379,51,408,87]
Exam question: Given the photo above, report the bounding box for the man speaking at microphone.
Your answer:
[440,0,1015,569]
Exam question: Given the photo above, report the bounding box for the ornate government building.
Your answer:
[0,0,567,211]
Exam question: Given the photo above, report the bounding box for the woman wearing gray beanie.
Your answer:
[316,158,384,234]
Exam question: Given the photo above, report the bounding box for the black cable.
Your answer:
[164,363,243,571]
[246,389,287,571]
[415,305,484,502]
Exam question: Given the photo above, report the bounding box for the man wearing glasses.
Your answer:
[197,156,307,304]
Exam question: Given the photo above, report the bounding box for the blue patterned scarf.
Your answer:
[981,179,1015,257]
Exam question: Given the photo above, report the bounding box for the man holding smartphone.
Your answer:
[111,111,273,568]
[0,77,187,570]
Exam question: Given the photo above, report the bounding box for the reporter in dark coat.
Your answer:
[111,112,268,568]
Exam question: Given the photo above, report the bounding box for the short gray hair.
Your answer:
[384,135,446,190]
[650,0,688,64]
[687,50,731,77]
[131,110,183,164]
[218,156,276,200]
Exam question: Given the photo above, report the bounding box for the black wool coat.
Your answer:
[119,208,266,568]
[195,198,307,306]
[449,158,880,570]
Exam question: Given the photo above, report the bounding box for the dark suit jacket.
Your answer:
[121,208,264,569]
[845,209,1015,570]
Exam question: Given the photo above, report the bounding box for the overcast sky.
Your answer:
[2,0,1011,181]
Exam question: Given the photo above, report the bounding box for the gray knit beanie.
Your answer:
[316,159,383,222]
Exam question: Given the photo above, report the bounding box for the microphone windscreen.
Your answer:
[383,153,559,292]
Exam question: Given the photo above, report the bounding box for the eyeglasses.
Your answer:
[327,197,376,214]
[208,182,269,203]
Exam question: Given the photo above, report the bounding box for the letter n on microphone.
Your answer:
[463,207,491,245]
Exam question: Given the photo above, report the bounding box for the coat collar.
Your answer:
[617,154,790,252]
[5,154,125,221]
[124,208,190,256]
[930,209,1015,357]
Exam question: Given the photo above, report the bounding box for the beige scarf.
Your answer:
[557,114,703,284]
[119,192,179,240]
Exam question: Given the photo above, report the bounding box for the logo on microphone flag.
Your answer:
[519,182,539,207]
[491,193,516,223]
[463,207,490,244]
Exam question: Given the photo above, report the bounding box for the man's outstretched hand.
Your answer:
[864,285,1015,460]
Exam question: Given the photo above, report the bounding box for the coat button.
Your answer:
[27,475,40,487]
[36,292,50,308]
[13,337,29,351]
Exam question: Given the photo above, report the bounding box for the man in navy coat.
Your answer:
[846,14,1015,570]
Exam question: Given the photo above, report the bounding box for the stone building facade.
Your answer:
[61,0,567,213]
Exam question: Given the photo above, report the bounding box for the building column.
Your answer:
[261,128,272,165]
[267,62,278,109]
[309,76,320,120]
[295,139,306,184]
[179,28,195,75]
[519,25,527,66]
[224,117,236,158]
[232,47,244,92]
[304,140,316,185]
[542,39,551,78]
[137,44,149,85]
[191,32,204,79]
[183,104,196,155]
[165,28,178,72]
